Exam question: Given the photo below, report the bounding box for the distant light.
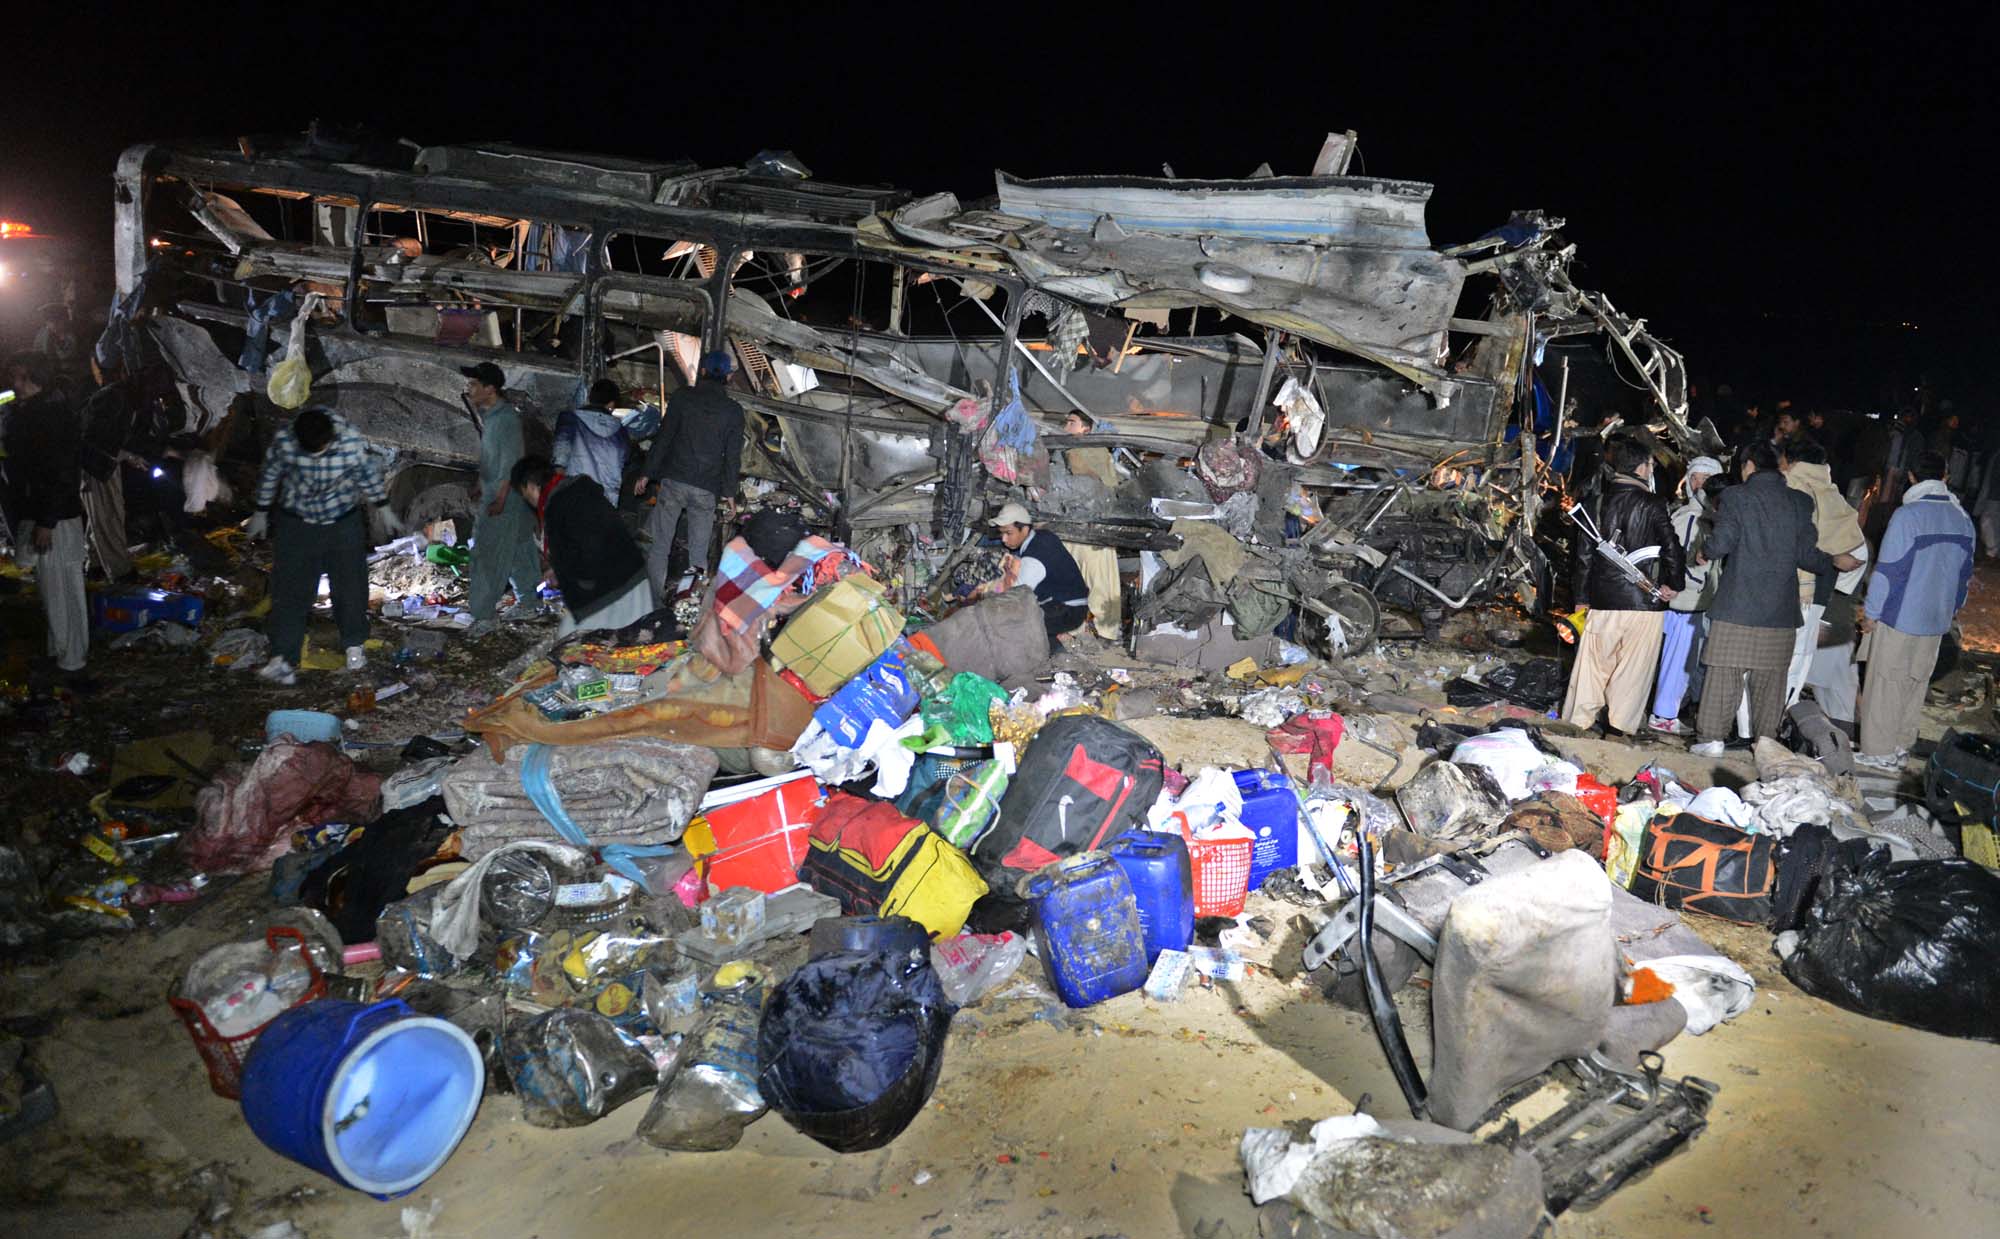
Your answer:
[151,467,165,479]
[0,220,33,237]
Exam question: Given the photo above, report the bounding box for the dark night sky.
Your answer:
[7,4,1995,410]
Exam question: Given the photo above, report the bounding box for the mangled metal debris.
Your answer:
[111,129,1706,648]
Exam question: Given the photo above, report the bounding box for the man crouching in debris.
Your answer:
[1688,440,1860,756]
[1562,438,1685,738]
[246,407,399,687]
[983,501,1090,641]
[509,454,656,638]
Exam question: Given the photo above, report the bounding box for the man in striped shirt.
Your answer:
[246,407,398,686]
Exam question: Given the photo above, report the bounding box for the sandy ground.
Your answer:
[4,591,1999,1237]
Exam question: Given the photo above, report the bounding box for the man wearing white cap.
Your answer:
[1648,455,1723,734]
[986,501,1090,640]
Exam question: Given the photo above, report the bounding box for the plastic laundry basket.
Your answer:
[170,927,327,1099]
[1174,811,1254,918]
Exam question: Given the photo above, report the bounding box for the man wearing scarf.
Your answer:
[1856,451,1976,770]
[508,455,653,639]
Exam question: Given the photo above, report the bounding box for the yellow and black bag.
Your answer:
[800,792,987,939]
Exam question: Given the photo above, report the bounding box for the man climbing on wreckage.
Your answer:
[982,501,1090,642]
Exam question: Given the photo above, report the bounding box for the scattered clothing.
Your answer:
[695,535,840,674]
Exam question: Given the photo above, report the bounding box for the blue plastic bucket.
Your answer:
[266,709,342,745]
[239,999,484,1199]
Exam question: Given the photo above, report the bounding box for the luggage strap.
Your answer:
[521,743,675,891]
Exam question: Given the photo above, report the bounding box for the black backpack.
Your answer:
[976,715,1164,875]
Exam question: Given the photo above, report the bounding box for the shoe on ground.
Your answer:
[61,672,98,695]
[1649,716,1690,736]
[465,619,497,641]
[258,656,298,686]
[1689,739,1727,757]
[345,645,367,671]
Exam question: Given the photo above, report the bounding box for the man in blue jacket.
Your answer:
[1856,452,1976,770]
[553,378,631,509]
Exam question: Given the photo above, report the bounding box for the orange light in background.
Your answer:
[0,220,35,237]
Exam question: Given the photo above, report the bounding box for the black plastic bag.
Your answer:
[1444,658,1565,712]
[301,797,454,943]
[756,949,953,1152]
[1781,848,2000,1041]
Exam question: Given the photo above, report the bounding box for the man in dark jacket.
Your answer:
[1690,440,1861,755]
[985,501,1090,640]
[637,351,743,589]
[5,353,90,680]
[1562,438,1687,736]
[512,455,655,638]
[77,367,140,582]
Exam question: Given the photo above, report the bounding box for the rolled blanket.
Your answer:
[441,736,717,861]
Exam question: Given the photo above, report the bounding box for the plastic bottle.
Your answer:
[636,965,767,1150]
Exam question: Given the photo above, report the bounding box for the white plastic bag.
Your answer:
[1450,729,1579,802]
[265,293,323,410]
[931,931,1028,1005]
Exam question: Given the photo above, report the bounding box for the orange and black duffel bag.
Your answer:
[1629,810,1777,924]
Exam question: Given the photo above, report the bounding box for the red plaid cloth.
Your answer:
[711,535,841,637]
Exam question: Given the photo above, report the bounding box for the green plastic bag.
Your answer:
[920,672,1009,745]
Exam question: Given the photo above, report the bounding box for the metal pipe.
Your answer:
[342,198,373,331]
[966,294,1089,415]
[1385,537,1515,610]
[1246,330,1284,440]
[1358,831,1429,1119]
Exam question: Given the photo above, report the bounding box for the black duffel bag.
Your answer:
[1629,810,1777,925]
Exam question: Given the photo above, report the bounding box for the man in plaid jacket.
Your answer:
[245,407,399,686]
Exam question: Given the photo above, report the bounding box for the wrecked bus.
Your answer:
[112,133,1708,650]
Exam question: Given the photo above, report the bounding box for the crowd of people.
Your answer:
[1562,408,1979,771]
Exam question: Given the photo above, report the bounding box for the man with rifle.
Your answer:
[1561,438,1687,738]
